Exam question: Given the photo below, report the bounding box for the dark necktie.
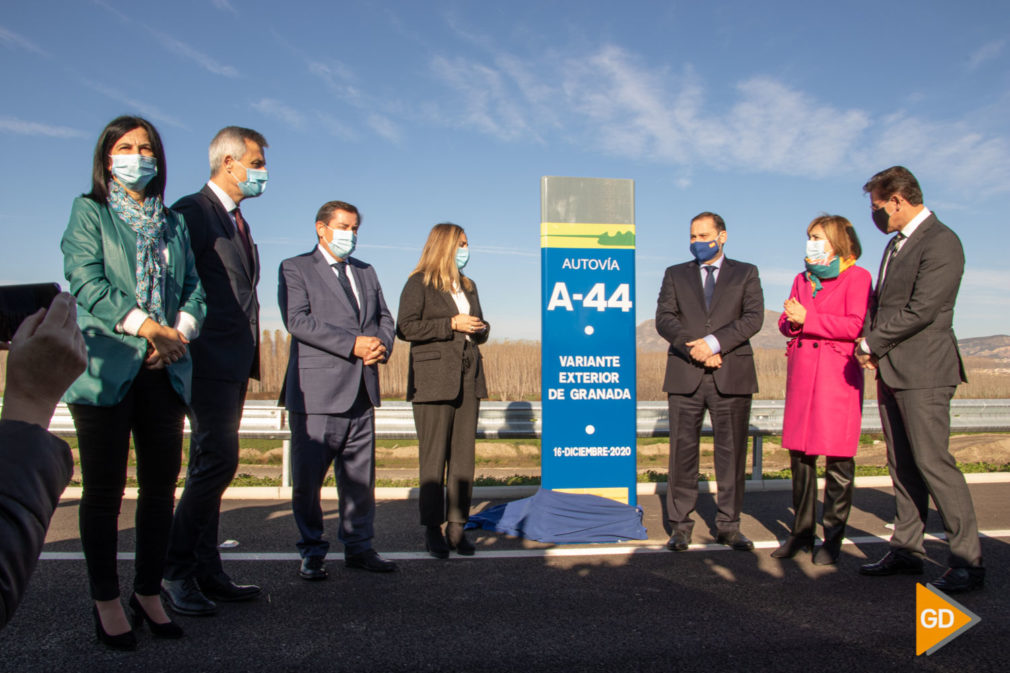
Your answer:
[882,232,906,284]
[332,261,360,320]
[889,232,906,261]
[233,207,254,264]
[703,266,716,309]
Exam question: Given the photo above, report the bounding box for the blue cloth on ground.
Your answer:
[465,488,647,543]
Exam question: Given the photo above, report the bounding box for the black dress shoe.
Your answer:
[345,549,397,573]
[859,550,924,576]
[931,567,985,593]
[425,526,450,559]
[198,573,261,602]
[161,577,218,616]
[129,594,184,639]
[771,534,815,559]
[92,606,137,651]
[813,538,843,566]
[446,523,476,556]
[666,531,690,552]
[716,531,755,551]
[299,556,328,581]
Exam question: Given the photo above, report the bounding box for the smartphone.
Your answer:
[0,283,62,342]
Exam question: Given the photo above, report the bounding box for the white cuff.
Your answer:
[859,339,872,355]
[175,312,200,341]
[116,308,149,336]
[703,334,721,355]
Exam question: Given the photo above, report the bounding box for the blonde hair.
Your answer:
[808,214,861,260]
[411,222,472,292]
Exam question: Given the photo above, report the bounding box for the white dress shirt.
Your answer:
[206,180,239,232]
[318,243,360,308]
[451,283,471,342]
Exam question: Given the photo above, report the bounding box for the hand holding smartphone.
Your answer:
[0,283,62,344]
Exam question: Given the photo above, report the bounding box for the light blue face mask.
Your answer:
[455,246,470,270]
[327,229,356,259]
[234,162,268,198]
[110,154,158,191]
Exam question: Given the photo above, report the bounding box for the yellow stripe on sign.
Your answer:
[540,222,636,249]
[552,487,630,505]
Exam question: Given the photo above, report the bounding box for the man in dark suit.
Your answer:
[856,166,984,593]
[279,200,396,580]
[162,127,268,615]
[656,212,764,552]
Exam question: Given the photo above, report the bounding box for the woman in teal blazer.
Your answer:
[61,116,205,650]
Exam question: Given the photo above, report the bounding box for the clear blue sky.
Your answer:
[2,1,1008,340]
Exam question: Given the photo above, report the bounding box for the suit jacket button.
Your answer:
[798,342,803,348]
[813,343,819,349]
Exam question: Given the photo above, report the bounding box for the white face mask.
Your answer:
[327,229,356,259]
[806,239,828,262]
[110,154,158,191]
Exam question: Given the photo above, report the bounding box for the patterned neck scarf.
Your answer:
[805,255,855,297]
[107,179,167,324]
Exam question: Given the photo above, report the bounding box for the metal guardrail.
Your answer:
[28,399,1010,487]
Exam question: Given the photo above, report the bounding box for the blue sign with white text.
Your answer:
[540,178,637,505]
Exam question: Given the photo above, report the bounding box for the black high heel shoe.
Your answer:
[425,526,450,559]
[92,605,137,651]
[770,534,815,559]
[129,594,184,639]
[445,522,476,556]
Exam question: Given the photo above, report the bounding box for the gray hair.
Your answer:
[208,126,268,176]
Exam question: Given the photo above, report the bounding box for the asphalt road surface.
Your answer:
[2,482,1007,672]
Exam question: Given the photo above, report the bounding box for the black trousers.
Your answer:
[70,368,185,601]
[413,342,479,527]
[787,451,854,543]
[666,374,751,535]
[163,378,247,581]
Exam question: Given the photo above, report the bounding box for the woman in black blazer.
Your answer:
[397,223,489,558]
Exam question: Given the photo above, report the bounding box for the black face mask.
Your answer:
[872,206,890,233]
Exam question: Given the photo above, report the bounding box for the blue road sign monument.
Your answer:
[540,177,637,505]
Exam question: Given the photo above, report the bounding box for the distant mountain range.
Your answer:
[637,311,787,352]
[957,335,1010,362]
[638,313,1010,361]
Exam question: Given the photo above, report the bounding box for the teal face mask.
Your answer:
[455,246,470,270]
[234,162,268,198]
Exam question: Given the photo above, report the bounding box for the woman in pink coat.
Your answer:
[773,215,872,565]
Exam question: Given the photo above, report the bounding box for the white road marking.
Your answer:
[38,530,1010,562]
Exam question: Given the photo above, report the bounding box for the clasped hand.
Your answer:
[354,336,387,366]
[452,314,487,335]
[783,297,806,326]
[684,338,721,369]
[138,319,188,369]
[854,337,878,370]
